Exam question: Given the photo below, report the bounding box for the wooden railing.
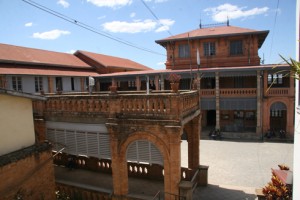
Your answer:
[33,91,199,121]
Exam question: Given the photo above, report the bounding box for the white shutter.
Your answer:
[126,140,163,165]
[87,132,99,157]
[65,130,76,154]
[76,131,87,155]
[99,133,111,159]
[55,129,65,150]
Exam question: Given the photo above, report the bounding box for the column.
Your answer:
[136,76,141,91]
[256,70,262,135]
[48,77,54,93]
[107,126,128,198]
[160,74,165,91]
[185,116,200,169]
[154,75,160,90]
[164,126,182,200]
[215,72,220,130]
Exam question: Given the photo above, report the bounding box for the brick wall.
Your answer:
[0,144,56,200]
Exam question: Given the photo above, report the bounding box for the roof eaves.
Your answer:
[0,88,47,100]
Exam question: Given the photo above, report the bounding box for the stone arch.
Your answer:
[269,101,287,131]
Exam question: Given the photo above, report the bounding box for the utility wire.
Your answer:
[269,0,280,63]
[22,0,165,56]
[140,0,173,36]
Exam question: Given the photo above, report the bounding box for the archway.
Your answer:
[126,140,164,197]
[270,101,287,131]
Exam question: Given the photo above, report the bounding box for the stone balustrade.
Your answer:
[200,88,257,97]
[266,88,290,96]
[33,91,199,121]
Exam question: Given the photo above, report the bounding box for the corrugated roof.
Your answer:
[75,50,152,71]
[0,43,91,69]
[156,25,269,47]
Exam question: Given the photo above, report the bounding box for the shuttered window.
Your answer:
[127,140,163,165]
[46,128,111,159]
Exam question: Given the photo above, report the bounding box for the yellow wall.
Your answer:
[0,94,35,156]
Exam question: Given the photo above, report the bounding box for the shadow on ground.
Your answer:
[194,184,256,200]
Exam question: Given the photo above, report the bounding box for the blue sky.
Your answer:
[0,0,296,70]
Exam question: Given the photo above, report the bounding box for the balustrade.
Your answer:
[200,88,256,97]
[266,88,290,96]
[33,91,199,121]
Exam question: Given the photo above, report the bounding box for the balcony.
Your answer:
[265,88,291,97]
[33,91,200,122]
[200,88,257,97]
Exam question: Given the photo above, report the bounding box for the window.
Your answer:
[178,44,190,58]
[230,40,243,55]
[71,77,75,91]
[35,77,43,92]
[204,42,216,56]
[128,80,136,88]
[234,77,244,88]
[12,76,22,91]
[267,73,283,85]
[56,77,63,91]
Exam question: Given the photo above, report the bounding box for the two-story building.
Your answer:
[155,23,294,138]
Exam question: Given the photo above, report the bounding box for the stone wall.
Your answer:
[0,144,56,200]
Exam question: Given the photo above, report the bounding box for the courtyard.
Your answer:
[190,139,294,199]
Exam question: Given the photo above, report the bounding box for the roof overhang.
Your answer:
[0,88,47,100]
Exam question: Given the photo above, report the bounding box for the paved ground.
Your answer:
[55,139,294,200]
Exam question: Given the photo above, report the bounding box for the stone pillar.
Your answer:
[179,181,193,200]
[107,125,128,198]
[164,126,182,200]
[215,72,220,130]
[136,76,141,91]
[160,74,165,91]
[154,75,160,90]
[34,117,46,144]
[256,70,262,135]
[80,77,85,92]
[185,115,200,169]
[263,71,268,96]
[48,77,54,93]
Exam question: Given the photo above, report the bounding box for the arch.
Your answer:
[269,101,287,131]
[119,131,170,164]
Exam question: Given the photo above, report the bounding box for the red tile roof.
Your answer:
[0,66,99,76]
[0,43,91,69]
[75,50,152,71]
[156,25,269,47]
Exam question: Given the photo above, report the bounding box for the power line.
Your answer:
[22,0,165,56]
[140,0,173,36]
[269,0,280,63]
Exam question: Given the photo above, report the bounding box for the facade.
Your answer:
[0,89,55,200]
[156,24,295,138]
[0,22,295,199]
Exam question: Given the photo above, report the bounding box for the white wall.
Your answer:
[0,94,35,156]
[293,1,299,199]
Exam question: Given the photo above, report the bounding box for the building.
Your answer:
[0,89,55,200]
[156,23,294,138]
[0,22,295,199]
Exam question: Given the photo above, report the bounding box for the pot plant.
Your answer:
[168,73,181,93]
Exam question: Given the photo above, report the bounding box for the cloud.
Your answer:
[66,49,76,54]
[86,0,132,9]
[57,0,70,8]
[204,3,269,22]
[157,61,165,66]
[144,0,168,3]
[32,29,70,40]
[130,12,136,18]
[102,18,174,33]
[97,15,106,20]
[25,22,33,27]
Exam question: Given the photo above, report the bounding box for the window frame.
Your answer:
[230,40,243,55]
[178,44,190,58]
[35,76,43,92]
[12,76,22,91]
[203,42,216,56]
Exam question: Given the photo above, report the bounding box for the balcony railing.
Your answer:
[200,88,257,97]
[265,88,290,96]
[33,91,199,121]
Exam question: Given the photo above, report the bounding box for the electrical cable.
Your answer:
[22,0,165,56]
[140,0,173,36]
